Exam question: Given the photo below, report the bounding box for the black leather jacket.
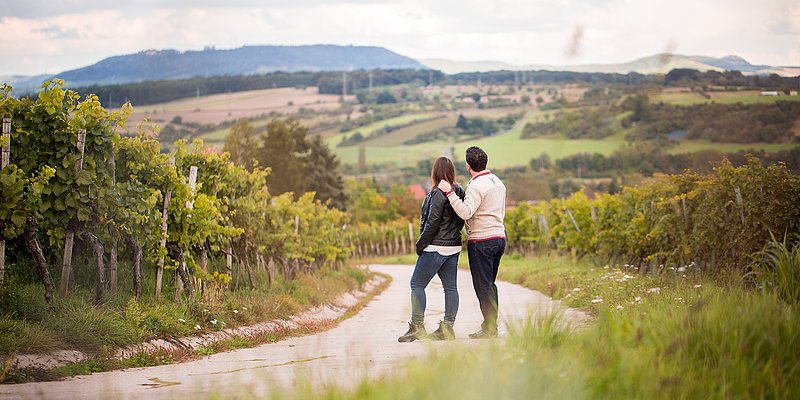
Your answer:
[415,184,466,255]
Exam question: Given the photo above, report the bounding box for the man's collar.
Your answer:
[469,170,491,183]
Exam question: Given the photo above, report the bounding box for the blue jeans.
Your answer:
[410,251,459,324]
[467,238,505,330]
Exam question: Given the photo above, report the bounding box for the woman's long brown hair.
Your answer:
[430,156,457,190]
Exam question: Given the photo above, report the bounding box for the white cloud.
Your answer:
[0,0,797,76]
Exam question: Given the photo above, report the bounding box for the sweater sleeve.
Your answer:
[446,183,481,220]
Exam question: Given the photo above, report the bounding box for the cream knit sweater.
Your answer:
[445,170,506,241]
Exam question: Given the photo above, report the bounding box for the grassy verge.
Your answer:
[0,266,371,383]
[294,253,800,399]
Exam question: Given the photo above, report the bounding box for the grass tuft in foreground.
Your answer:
[0,266,370,382]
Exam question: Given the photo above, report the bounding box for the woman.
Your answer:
[398,157,466,342]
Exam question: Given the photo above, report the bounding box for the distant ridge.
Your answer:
[421,54,799,76]
[6,48,797,92]
[10,45,425,89]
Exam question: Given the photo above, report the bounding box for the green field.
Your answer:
[334,109,628,167]
[196,117,273,144]
[667,140,798,154]
[366,116,457,147]
[654,90,800,106]
[326,114,436,148]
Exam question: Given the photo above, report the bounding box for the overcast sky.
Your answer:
[1,0,798,76]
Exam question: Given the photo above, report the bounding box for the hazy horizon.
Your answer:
[1,0,798,76]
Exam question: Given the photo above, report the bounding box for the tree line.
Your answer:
[58,69,443,109]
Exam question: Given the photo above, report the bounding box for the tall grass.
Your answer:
[276,254,800,400]
[751,235,800,304]
[0,266,367,358]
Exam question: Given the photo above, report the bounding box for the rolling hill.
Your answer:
[421,54,799,76]
[10,45,426,88]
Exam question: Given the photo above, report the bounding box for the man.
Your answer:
[437,146,506,339]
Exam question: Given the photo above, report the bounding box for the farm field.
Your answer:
[124,87,346,126]
[653,90,800,105]
[365,115,457,146]
[113,83,799,169]
[667,140,799,154]
[332,109,627,167]
[196,113,344,145]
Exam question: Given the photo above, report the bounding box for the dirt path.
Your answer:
[2,264,587,399]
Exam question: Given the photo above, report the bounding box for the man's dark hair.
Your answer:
[465,146,488,172]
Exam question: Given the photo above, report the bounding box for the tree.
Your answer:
[358,144,366,174]
[376,90,397,104]
[530,153,552,171]
[305,135,347,210]
[456,114,468,130]
[223,119,259,169]
[232,117,347,209]
[255,118,309,196]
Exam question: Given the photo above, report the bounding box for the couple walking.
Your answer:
[399,146,506,342]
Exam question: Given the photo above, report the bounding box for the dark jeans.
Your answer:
[467,238,505,331]
[410,251,460,324]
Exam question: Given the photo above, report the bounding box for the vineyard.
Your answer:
[0,80,350,307]
[504,158,800,272]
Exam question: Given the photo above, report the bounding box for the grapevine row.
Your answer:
[505,158,800,271]
[0,81,349,304]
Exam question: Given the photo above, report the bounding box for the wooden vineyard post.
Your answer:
[0,118,10,287]
[176,166,198,301]
[565,208,581,232]
[734,187,745,224]
[87,234,106,305]
[108,150,117,293]
[539,214,553,249]
[226,236,233,290]
[155,189,171,299]
[408,222,414,253]
[59,129,86,298]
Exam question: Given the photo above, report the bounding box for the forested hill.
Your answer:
[37,45,426,87]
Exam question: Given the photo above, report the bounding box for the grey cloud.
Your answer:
[34,24,80,39]
[0,0,394,18]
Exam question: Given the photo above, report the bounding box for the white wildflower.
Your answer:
[616,305,623,310]
[210,319,218,325]
[194,324,201,330]
[647,288,661,294]
[178,318,186,323]
[591,298,604,304]
[233,310,239,314]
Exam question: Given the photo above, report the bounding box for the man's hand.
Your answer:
[437,179,452,193]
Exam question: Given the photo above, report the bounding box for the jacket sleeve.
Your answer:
[416,191,444,255]
[446,183,481,220]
